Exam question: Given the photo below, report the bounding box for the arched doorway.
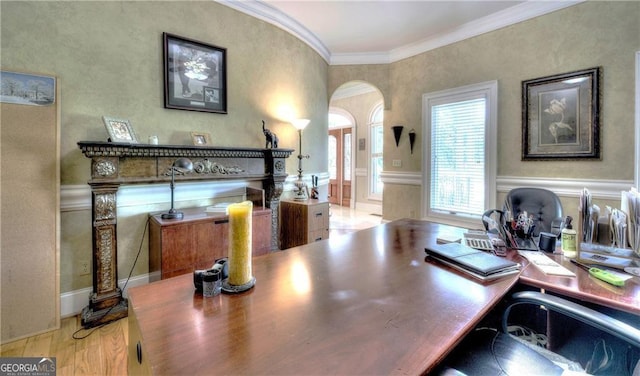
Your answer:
[329,81,384,214]
[328,108,354,206]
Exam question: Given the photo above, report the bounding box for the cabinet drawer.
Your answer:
[307,205,329,231]
[308,228,329,243]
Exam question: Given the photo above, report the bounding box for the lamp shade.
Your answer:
[173,157,193,172]
[291,119,310,131]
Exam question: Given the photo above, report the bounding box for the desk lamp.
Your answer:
[291,119,310,201]
[162,157,193,220]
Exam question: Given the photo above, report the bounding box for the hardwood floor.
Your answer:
[0,204,380,375]
[0,315,128,376]
[329,204,383,237]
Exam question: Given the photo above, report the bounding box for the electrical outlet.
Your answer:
[392,159,402,167]
[79,260,91,275]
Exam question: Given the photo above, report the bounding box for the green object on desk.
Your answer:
[571,260,626,287]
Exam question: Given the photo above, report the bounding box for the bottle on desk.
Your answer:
[561,216,577,258]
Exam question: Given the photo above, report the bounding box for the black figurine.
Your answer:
[262,120,279,149]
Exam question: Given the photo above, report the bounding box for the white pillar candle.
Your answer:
[227,201,253,286]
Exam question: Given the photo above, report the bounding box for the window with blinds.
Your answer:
[431,98,486,215]
[423,81,497,226]
[370,104,384,199]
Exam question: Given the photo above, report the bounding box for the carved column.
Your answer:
[81,183,128,327]
[263,149,290,250]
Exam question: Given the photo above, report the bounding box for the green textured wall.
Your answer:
[1,1,328,295]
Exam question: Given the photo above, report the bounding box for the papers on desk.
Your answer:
[579,187,640,261]
[518,250,575,277]
[621,188,640,256]
[579,243,636,269]
[205,203,232,213]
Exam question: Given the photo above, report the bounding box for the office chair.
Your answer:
[435,291,640,375]
[504,187,564,237]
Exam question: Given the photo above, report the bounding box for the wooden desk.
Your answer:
[518,252,640,315]
[128,219,520,375]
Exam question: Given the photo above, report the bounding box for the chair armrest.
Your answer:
[502,291,640,348]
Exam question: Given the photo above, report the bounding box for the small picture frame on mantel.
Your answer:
[191,131,212,146]
[102,116,138,143]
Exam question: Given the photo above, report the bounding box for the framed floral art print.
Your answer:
[522,67,600,160]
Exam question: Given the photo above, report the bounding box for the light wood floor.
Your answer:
[0,315,128,376]
[0,205,380,375]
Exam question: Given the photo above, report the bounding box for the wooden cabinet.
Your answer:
[279,199,330,249]
[149,207,271,281]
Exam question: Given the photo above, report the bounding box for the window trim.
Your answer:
[369,101,384,200]
[421,81,497,228]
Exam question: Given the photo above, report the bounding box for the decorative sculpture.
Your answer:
[262,120,279,149]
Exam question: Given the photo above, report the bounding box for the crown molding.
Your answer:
[385,1,583,64]
[216,0,331,63]
[217,0,582,66]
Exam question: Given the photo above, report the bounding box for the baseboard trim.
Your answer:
[60,273,150,318]
[353,202,382,215]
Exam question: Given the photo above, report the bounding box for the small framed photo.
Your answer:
[522,67,600,160]
[102,116,138,143]
[191,131,212,146]
[163,32,227,114]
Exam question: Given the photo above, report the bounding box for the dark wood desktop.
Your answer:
[519,252,640,315]
[128,219,519,375]
[127,219,640,375]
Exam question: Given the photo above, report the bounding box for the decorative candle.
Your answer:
[227,201,253,286]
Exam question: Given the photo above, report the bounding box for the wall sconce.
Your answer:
[409,129,416,154]
[161,157,193,220]
[291,119,310,201]
[392,125,403,147]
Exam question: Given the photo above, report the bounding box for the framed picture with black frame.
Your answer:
[163,32,227,114]
[522,67,600,160]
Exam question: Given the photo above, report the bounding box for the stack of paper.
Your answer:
[518,250,575,277]
[621,188,640,256]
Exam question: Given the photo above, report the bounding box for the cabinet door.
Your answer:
[194,221,217,270]
[161,224,196,279]
[252,211,272,256]
[211,218,229,262]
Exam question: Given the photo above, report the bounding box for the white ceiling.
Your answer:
[218,0,581,65]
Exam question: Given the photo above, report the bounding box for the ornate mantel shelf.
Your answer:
[77,141,293,328]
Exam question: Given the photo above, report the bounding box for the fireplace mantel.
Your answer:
[77,141,293,327]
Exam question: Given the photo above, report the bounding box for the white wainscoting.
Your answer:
[380,171,634,200]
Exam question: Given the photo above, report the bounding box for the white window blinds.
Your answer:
[430,97,486,216]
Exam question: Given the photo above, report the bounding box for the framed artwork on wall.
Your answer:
[522,67,600,160]
[0,70,55,106]
[163,32,227,114]
[102,116,138,143]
